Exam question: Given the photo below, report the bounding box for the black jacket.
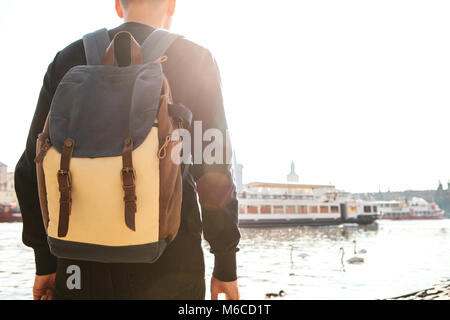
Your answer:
[15,22,240,282]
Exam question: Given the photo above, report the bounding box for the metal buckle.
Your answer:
[57,169,72,188]
[121,167,136,182]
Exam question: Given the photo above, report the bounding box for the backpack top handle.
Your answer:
[102,31,143,66]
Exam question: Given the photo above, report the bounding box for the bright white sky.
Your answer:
[0,0,448,192]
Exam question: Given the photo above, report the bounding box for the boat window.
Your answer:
[274,205,284,214]
[364,206,371,213]
[286,205,296,214]
[261,205,271,214]
[330,206,339,213]
[373,206,377,212]
[297,205,308,214]
[348,205,357,214]
[309,206,318,214]
[320,206,329,214]
[247,205,258,214]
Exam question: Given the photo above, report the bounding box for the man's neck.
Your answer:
[123,7,167,29]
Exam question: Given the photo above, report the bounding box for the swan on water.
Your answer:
[339,247,346,272]
[340,247,364,265]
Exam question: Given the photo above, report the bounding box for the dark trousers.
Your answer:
[52,230,206,300]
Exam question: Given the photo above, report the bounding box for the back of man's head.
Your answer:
[119,0,166,9]
[115,0,176,29]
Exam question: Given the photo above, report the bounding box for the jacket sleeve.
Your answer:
[188,50,241,282]
[15,54,59,275]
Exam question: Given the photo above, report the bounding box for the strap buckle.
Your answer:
[121,167,136,183]
[57,169,72,191]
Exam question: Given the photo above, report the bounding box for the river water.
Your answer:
[1,219,449,300]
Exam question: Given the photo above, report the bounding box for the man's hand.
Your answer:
[33,273,56,300]
[211,276,240,300]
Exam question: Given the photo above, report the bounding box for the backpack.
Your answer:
[34,28,192,263]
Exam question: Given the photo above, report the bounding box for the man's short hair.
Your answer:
[120,0,165,8]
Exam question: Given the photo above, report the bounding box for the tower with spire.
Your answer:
[287,161,299,183]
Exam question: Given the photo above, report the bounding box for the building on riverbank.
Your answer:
[0,162,17,204]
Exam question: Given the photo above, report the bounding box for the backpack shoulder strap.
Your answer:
[142,29,181,63]
[82,28,111,65]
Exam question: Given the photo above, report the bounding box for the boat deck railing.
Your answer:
[238,193,315,201]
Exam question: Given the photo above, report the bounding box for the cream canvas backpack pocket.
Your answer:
[34,29,192,263]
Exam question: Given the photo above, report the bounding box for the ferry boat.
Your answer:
[0,203,22,222]
[378,197,444,220]
[237,182,379,227]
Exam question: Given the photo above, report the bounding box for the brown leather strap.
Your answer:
[42,113,50,136]
[57,138,74,237]
[161,74,173,104]
[34,133,52,163]
[103,31,143,66]
[122,138,137,231]
[34,114,51,163]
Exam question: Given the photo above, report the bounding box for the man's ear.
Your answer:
[168,0,176,17]
[115,0,124,19]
